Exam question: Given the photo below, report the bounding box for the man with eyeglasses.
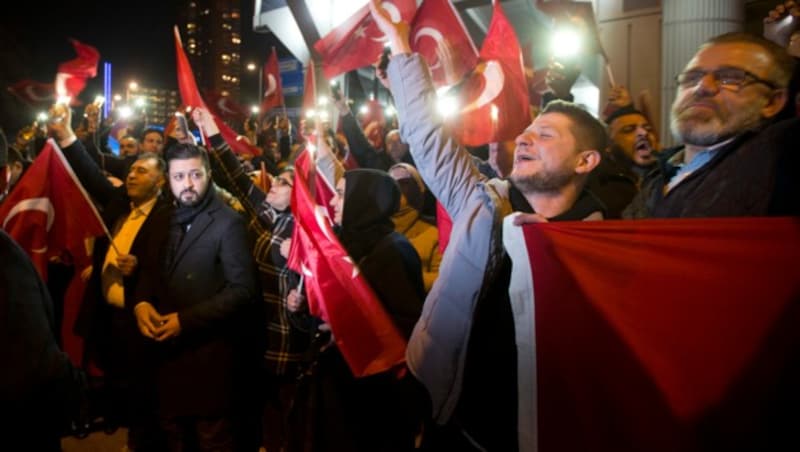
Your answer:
[624,32,800,218]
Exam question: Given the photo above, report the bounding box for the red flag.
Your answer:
[260,48,284,113]
[205,90,249,122]
[302,60,317,114]
[313,0,417,79]
[435,201,451,254]
[287,150,406,377]
[452,1,530,146]
[410,0,478,87]
[0,139,106,279]
[55,39,100,104]
[7,80,56,106]
[173,26,257,156]
[505,217,800,451]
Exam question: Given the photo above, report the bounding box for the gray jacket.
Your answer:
[389,53,604,452]
[389,52,515,423]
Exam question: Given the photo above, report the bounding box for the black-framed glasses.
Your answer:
[675,67,779,91]
[274,176,293,188]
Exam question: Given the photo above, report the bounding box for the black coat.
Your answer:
[0,230,84,446]
[624,117,800,218]
[150,193,256,417]
[60,139,172,369]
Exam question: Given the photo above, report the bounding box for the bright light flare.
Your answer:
[551,27,582,59]
[118,106,133,119]
[436,96,458,118]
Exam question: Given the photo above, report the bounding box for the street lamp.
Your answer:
[126,81,138,102]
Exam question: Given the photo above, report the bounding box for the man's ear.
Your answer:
[761,88,789,119]
[575,149,601,175]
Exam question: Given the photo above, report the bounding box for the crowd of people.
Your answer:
[2,0,799,451]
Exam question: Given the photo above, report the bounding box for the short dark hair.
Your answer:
[164,144,210,171]
[540,100,608,152]
[140,128,164,141]
[703,32,796,87]
[135,152,167,175]
[604,105,647,126]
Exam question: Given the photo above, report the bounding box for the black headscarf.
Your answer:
[338,169,400,262]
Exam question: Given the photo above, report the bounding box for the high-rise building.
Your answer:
[127,86,180,127]
[181,0,242,101]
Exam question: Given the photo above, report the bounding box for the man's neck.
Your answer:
[683,144,705,165]
[523,183,581,219]
[132,194,157,208]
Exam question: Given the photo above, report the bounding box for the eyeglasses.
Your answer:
[675,67,779,92]
[274,176,293,188]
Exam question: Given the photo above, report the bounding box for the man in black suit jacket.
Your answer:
[48,104,171,451]
[133,142,256,452]
[0,229,86,451]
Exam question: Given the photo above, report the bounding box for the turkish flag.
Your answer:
[410,0,478,87]
[313,0,417,79]
[7,80,56,106]
[287,150,406,377]
[205,90,249,122]
[0,139,106,280]
[174,26,256,156]
[302,59,317,114]
[55,39,100,104]
[452,0,530,146]
[260,48,284,113]
[504,217,800,451]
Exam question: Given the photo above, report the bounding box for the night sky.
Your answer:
[0,0,276,131]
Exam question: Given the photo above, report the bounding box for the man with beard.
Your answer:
[369,3,607,449]
[588,102,660,218]
[133,143,256,451]
[624,32,800,218]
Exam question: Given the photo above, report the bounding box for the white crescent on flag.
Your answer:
[264,74,277,98]
[414,27,447,71]
[24,85,54,103]
[460,60,505,114]
[342,256,360,278]
[217,98,237,115]
[371,2,403,43]
[314,204,334,241]
[2,197,56,254]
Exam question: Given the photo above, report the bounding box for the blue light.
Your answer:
[103,62,112,118]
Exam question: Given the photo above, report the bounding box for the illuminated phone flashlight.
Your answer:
[57,95,72,106]
[385,105,396,117]
[551,26,582,60]
[251,105,260,115]
[37,112,48,121]
[318,96,329,107]
[318,110,329,121]
[94,95,106,107]
[134,97,146,108]
[359,104,369,115]
[118,105,133,119]
[305,109,316,119]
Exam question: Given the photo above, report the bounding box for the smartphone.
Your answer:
[378,48,391,72]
